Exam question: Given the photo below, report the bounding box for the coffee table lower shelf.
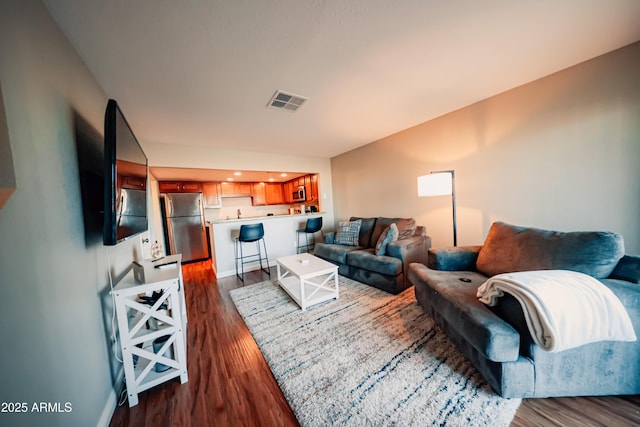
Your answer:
[278,275,339,310]
[276,253,340,311]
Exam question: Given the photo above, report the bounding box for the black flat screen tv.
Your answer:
[103,99,148,246]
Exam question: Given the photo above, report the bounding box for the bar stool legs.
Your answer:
[235,223,270,282]
[296,217,323,254]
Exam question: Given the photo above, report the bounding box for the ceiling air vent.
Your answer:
[267,90,308,112]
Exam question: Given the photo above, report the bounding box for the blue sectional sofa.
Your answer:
[314,217,431,294]
[408,221,640,398]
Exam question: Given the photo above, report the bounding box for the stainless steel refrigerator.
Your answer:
[162,192,209,262]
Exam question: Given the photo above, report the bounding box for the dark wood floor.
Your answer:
[110,261,640,427]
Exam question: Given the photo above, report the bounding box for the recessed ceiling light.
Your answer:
[268,178,275,182]
[280,173,288,177]
[227,178,234,181]
[234,172,242,176]
[267,90,308,112]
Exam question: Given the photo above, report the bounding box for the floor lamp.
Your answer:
[417,170,457,246]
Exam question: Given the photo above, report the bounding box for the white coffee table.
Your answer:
[276,253,339,311]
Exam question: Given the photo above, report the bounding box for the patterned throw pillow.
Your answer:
[334,219,362,246]
[375,223,399,256]
[394,218,417,240]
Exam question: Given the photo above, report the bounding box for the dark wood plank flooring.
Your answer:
[109,261,640,427]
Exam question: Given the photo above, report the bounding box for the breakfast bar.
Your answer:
[209,212,325,278]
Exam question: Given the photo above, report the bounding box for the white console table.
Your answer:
[111,254,188,406]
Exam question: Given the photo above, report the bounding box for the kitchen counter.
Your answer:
[208,212,326,278]
[210,211,325,224]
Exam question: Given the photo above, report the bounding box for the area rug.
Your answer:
[229,277,521,426]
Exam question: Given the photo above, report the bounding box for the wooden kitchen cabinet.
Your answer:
[265,183,285,205]
[220,182,253,198]
[203,182,222,208]
[158,181,202,193]
[236,183,253,196]
[284,174,319,203]
[252,182,267,206]
[308,174,319,202]
[287,176,306,191]
[220,182,235,197]
[120,175,147,190]
[283,181,293,204]
[252,182,285,206]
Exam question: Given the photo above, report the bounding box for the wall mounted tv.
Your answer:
[103,99,148,246]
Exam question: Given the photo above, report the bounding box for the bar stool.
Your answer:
[297,217,323,254]
[235,223,270,281]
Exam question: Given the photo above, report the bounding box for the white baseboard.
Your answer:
[97,368,124,427]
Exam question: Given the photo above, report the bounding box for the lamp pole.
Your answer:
[417,169,458,247]
[450,170,457,246]
[428,169,457,246]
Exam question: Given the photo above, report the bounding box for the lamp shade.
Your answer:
[417,172,453,197]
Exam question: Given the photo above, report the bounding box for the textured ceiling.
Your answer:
[43,0,640,159]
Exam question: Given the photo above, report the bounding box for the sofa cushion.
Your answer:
[609,255,640,284]
[346,249,402,276]
[314,242,364,264]
[476,222,625,279]
[370,217,396,247]
[427,246,482,271]
[409,263,521,362]
[375,223,399,256]
[334,219,362,246]
[368,217,417,247]
[349,217,377,247]
[394,218,417,240]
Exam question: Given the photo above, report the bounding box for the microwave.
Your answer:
[292,186,306,202]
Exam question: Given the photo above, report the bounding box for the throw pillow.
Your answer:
[375,223,399,256]
[334,219,362,246]
[394,218,417,240]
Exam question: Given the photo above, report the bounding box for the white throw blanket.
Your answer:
[477,270,637,352]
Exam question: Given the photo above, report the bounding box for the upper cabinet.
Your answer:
[157,174,320,208]
[120,175,147,190]
[158,181,203,193]
[290,176,307,187]
[283,174,318,203]
[220,182,252,198]
[237,183,252,196]
[283,181,293,204]
[265,183,285,205]
[308,174,319,202]
[252,182,285,206]
[252,182,267,206]
[203,182,222,208]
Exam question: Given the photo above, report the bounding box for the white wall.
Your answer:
[331,42,640,254]
[0,2,159,425]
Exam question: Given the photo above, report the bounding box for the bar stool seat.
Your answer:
[235,223,270,281]
[297,217,323,254]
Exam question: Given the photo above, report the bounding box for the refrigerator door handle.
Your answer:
[166,196,174,217]
[166,217,176,255]
[196,198,205,226]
